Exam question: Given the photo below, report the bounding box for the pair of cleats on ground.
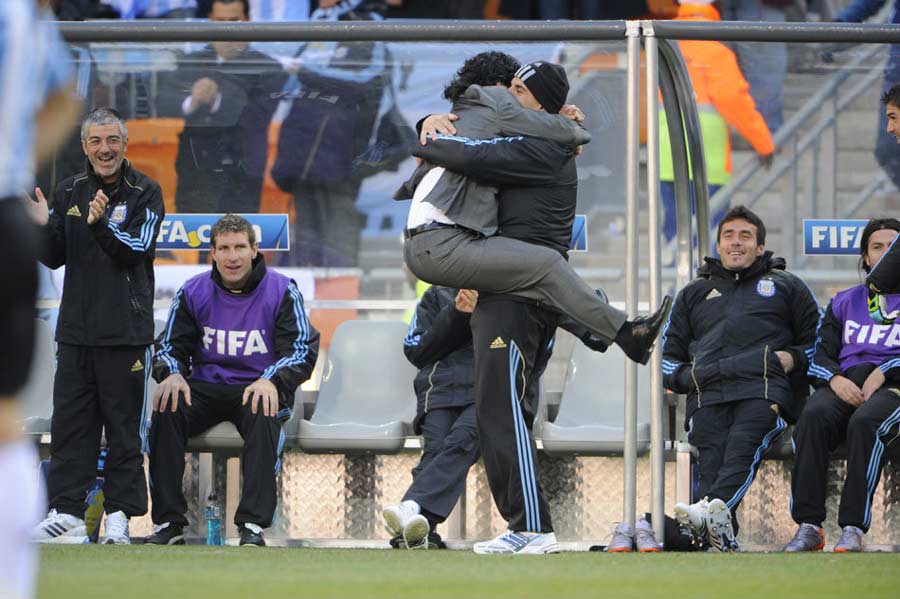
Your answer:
[33,509,129,545]
[383,501,560,554]
[673,497,739,552]
[783,523,865,553]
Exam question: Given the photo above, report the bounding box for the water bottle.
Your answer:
[84,449,107,543]
[205,493,222,546]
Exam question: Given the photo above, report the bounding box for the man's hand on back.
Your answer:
[420,113,458,145]
[559,104,585,125]
[243,378,279,418]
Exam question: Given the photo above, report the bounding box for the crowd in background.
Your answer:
[36,1,870,269]
[45,0,845,21]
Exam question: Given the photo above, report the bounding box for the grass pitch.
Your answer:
[38,545,900,599]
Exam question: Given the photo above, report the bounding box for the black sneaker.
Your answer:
[239,523,265,547]
[145,522,185,545]
[614,295,674,364]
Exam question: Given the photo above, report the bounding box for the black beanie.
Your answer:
[515,61,569,114]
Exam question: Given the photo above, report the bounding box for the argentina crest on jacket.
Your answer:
[757,279,776,298]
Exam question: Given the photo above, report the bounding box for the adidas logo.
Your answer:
[490,336,507,349]
[705,289,722,300]
[130,359,144,372]
[66,205,82,217]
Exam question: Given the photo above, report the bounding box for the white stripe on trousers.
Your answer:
[508,341,541,532]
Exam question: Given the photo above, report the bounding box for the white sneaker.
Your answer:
[32,509,89,544]
[705,498,738,552]
[383,500,420,538]
[473,531,560,555]
[403,514,430,549]
[635,517,663,553]
[674,498,710,543]
[102,510,130,545]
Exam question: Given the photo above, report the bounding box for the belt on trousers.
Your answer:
[403,222,459,240]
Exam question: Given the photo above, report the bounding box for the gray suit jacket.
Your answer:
[395,85,591,236]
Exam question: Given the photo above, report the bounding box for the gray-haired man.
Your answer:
[27,107,165,545]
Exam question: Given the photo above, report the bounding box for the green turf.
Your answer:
[38,545,900,599]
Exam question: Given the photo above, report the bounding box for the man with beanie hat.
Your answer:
[396,56,667,554]
[512,61,569,115]
[397,56,672,368]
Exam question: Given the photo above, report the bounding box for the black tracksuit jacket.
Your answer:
[38,161,164,346]
[661,253,821,424]
[403,286,475,432]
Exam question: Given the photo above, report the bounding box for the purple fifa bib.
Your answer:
[834,285,900,370]
[182,269,290,385]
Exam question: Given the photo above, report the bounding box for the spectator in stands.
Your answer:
[833,1,900,194]
[785,218,900,553]
[1,3,78,596]
[661,206,819,552]
[720,0,788,133]
[147,214,320,547]
[105,0,198,18]
[383,287,479,550]
[157,0,286,214]
[29,108,165,545]
[247,0,310,19]
[271,0,391,267]
[659,0,774,261]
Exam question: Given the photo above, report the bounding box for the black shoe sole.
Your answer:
[631,295,674,365]
[145,534,185,545]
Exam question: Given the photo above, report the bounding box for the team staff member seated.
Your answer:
[785,218,900,553]
[661,206,819,551]
[30,107,164,545]
[148,215,319,547]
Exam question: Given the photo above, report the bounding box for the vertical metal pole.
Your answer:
[624,20,641,531]
[643,22,665,545]
[826,94,838,217]
[811,138,820,220]
[225,457,240,542]
[788,135,799,267]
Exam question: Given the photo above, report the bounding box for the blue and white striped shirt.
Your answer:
[251,0,310,21]
[108,0,197,19]
[0,2,72,199]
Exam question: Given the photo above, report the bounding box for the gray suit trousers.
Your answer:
[404,227,626,343]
